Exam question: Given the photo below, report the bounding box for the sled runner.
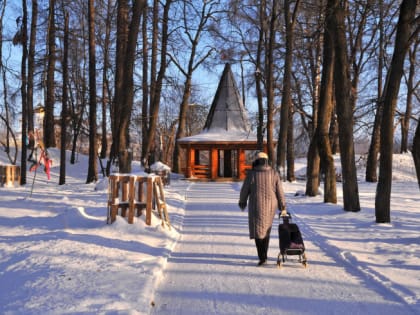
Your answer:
[277,211,307,268]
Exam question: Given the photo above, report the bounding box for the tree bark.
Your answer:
[86,0,98,183]
[255,0,266,151]
[412,120,420,190]
[266,0,278,164]
[27,0,37,155]
[375,0,417,223]
[305,3,323,197]
[400,41,418,153]
[366,0,385,182]
[119,0,146,172]
[100,0,113,160]
[142,0,172,168]
[44,0,56,148]
[331,0,360,211]
[315,0,337,204]
[277,0,300,181]
[20,0,28,185]
[59,12,69,185]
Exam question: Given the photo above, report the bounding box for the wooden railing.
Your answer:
[107,174,170,228]
[0,165,20,187]
[191,164,210,178]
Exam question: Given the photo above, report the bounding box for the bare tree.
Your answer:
[0,0,17,164]
[18,0,29,185]
[265,0,279,163]
[44,0,56,148]
[112,0,147,173]
[59,11,69,185]
[307,0,337,203]
[27,0,38,158]
[400,39,419,153]
[99,0,113,160]
[331,0,360,211]
[366,0,395,182]
[86,0,98,183]
[277,0,301,181]
[302,2,324,196]
[375,0,417,223]
[141,0,172,169]
[171,0,218,173]
[255,0,267,151]
[412,114,420,190]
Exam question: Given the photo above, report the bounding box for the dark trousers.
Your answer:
[255,227,271,261]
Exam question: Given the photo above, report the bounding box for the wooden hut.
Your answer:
[177,63,268,181]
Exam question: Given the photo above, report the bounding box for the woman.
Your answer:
[239,152,286,266]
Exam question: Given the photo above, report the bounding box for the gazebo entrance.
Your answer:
[182,143,267,181]
[218,149,235,178]
[177,63,270,181]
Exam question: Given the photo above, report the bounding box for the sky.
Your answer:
[0,148,419,315]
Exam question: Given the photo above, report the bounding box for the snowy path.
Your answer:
[150,182,415,315]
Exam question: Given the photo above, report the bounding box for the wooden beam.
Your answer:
[210,148,218,179]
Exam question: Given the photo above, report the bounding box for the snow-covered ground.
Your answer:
[0,148,419,314]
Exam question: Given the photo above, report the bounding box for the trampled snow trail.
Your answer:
[150,182,415,315]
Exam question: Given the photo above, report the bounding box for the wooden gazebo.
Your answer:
[177,63,268,181]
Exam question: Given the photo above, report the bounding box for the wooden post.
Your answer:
[0,165,20,187]
[186,146,194,178]
[128,176,135,224]
[238,149,246,180]
[210,148,218,180]
[107,174,131,223]
[146,176,153,225]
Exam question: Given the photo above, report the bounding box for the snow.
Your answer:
[0,149,419,315]
[177,128,258,143]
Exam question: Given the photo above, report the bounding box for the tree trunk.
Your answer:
[255,0,266,151]
[305,4,323,197]
[400,41,417,153]
[172,1,216,173]
[141,7,148,169]
[286,101,295,182]
[27,0,37,155]
[277,0,300,180]
[316,0,337,204]
[112,0,129,170]
[100,0,113,160]
[118,0,146,173]
[59,12,69,185]
[412,121,420,190]
[44,0,56,148]
[375,0,416,223]
[331,0,360,212]
[143,0,172,168]
[305,136,320,196]
[20,0,28,185]
[266,0,278,164]
[172,74,192,173]
[366,0,385,182]
[86,0,98,183]
[329,106,339,154]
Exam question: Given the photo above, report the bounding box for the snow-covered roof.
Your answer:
[178,63,255,144]
[177,128,257,144]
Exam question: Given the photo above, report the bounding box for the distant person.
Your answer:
[238,151,286,266]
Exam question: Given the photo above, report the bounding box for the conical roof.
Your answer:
[203,63,250,133]
[178,63,256,144]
